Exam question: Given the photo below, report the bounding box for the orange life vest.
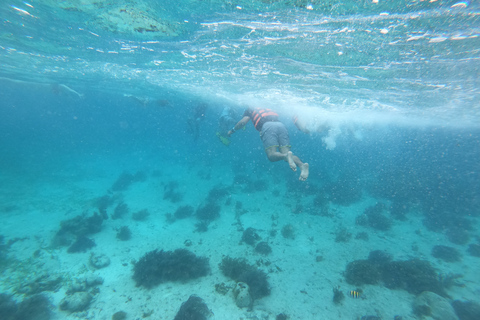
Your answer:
[251,108,279,131]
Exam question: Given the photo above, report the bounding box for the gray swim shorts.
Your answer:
[260,121,291,150]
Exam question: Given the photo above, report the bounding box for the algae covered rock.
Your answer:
[133,249,210,288]
[60,291,92,312]
[174,295,213,320]
[413,291,458,320]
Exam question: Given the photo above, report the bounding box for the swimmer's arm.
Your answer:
[227,116,250,136]
[293,116,310,134]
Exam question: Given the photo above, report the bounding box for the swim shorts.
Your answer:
[260,121,291,150]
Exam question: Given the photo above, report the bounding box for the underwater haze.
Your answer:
[1,1,479,319]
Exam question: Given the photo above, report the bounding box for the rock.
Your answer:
[68,275,103,293]
[60,291,92,312]
[89,253,111,269]
[233,282,252,308]
[413,291,458,320]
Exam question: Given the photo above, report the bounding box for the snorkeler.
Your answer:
[228,107,309,181]
[216,106,238,146]
[187,103,208,141]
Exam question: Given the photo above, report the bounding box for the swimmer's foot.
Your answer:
[299,163,309,181]
[286,151,297,171]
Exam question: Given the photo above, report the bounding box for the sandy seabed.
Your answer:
[0,155,478,320]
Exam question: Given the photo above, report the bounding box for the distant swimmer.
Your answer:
[51,83,84,98]
[0,77,84,98]
[216,106,238,146]
[228,107,309,181]
[187,103,208,141]
[124,94,171,108]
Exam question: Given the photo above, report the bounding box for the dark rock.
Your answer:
[219,256,270,300]
[60,292,92,312]
[15,294,52,320]
[467,244,480,257]
[255,242,272,255]
[345,260,381,286]
[174,295,213,320]
[196,202,220,222]
[116,226,132,241]
[452,300,480,320]
[67,236,96,253]
[133,249,210,288]
[242,228,261,246]
[112,311,127,320]
[132,209,150,221]
[431,245,461,262]
[174,205,194,220]
[281,224,295,239]
[112,202,128,220]
[368,250,393,265]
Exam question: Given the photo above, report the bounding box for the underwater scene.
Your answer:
[0,0,479,319]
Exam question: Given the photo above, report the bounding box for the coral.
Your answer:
[276,314,288,320]
[132,209,150,221]
[163,181,183,203]
[356,203,392,231]
[255,242,272,255]
[413,291,457,319]
[67,275,103,294]
[96,194,114,214]
[452,300,480,320]
[0,293,17,320]
[355,232,369,241]
[431,245,461,262]
[15,294,52,320]
[446,227,470,245]
[215,283,231,295]
[292,203,304,215]
[325,175,362,206]
[345,260,381,286]
[58,212,104,237]
[17,273,63,295]
[332,286,345,304]
[174,205,194,220]
[219,256,270,300]
[112,202,129,220]
[242,228,261,246]
[381,259,445,296]
[368,250,392,265]
[219,257,252,279]
[112,311,127,320]
[281,224,295,239]
[53,212,104,248]
[467,244,480,257]
[60,292,92,312]
[174,295,213,320]
[389,200,409,221]
[67,236,96,253]
[194,220,210,233]
[238,269,271,300]
[196,202,220,222]
[439,273,464,289]
[0,293,52,320]
[116,226,132,241]
[110,171,146,192]
[250,179,269,192]
[133,249,210,288]
[334,226,352,243]
[233,282,252,308]
[90,253,111,269]
[207,184,231,203]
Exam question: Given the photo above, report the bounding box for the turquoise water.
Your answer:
[1,1,479,319]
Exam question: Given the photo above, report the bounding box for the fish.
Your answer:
[349,290,361,298]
